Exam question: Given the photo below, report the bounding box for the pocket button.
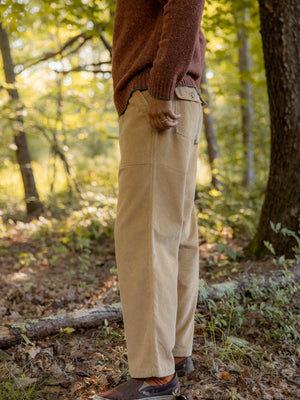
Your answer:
[191,92,195,98]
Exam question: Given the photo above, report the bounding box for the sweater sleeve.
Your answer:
[148,0,205,100]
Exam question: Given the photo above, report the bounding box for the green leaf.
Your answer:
[21,334,35,346]
[263,241,276,255]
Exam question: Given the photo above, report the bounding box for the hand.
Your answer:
[148,97,181,131]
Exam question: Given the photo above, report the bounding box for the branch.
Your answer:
[20,32,92,71]
[31,122,82,194]
[98,27,112,57]
[54,61,111,74]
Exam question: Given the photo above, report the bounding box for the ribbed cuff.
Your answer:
[148,73,176,101]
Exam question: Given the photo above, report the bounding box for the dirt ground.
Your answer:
[0,225,299,400]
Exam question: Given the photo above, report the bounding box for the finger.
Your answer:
[166,109,181,120]
[165,119,178,127]
[157,118,178,131]
[161,115,179,128]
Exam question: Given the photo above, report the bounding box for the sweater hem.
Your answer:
[114,69,200,116]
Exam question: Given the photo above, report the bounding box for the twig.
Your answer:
[54,61,111,75]
[98,28,112,57]
[244,262,254,274]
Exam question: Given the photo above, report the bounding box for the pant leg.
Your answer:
[115,87,202,378]
[173,113,202,357]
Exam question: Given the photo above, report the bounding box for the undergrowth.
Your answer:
[0,368,42,400]
[196,224,300,363]
[197,267,300,344]
[196,183,263,243]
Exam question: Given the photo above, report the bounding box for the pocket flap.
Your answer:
[174,87,201,103]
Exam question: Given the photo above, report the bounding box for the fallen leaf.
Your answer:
[240,369,251,378]
[49,363,63,375]
[218,371,233,381]
[283,389,293,394]
[27,346,41,360]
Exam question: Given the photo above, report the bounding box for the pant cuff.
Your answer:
[130,367,175,379]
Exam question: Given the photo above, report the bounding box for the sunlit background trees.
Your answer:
[0,0,299,256]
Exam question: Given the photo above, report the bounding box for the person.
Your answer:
[97,1,206,399]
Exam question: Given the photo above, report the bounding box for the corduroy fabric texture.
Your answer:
[114,88,203,378]
[112,0,206,115]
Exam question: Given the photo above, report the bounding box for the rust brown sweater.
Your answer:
[112,0,206,115]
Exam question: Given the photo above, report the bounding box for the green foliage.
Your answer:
[198,226,300,344]
[195,305,263,370]
[103,319,123,342]
[0,241,9,256]
[0,0,117,201]
[31,201,115,251]
[1,0,270,213]
[197,267,300,346]
[268,221,300,262]
[247,272,300,342]
[16,252,36,269]
[59,204,116,252]
[0,155,118,215]
[0,369,40,400]
[196,184,263,242]
[217,242,243,261]
[59,327,75,340]
[200,0,269,188]
[0,166,116,279]
[196,296,245,332]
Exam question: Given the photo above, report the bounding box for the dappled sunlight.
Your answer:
[7,271,32,282]
[196,158,211,185]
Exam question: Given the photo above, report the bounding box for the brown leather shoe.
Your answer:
[94,374,180,400]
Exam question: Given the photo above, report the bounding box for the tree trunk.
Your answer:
[236,8,255,187]
[0,23,43,216]
[200,63,223,190]
[247,0,300,257]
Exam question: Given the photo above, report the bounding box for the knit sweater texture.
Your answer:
[112,0,206,115]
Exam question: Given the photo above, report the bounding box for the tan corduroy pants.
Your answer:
[115,86,203,378]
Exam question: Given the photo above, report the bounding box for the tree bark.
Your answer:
[236,8,255,187]
[200,63,223,189]
[247,0,300,257]
[0,23,43,216]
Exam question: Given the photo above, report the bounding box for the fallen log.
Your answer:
[199,266,300,303]
[0,304,122,348]
[0,267,299,349]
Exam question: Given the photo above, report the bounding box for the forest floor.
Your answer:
[0,217,299,400]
